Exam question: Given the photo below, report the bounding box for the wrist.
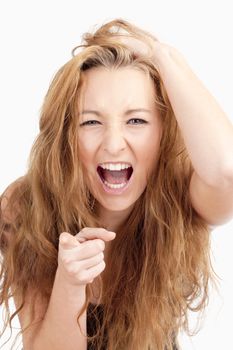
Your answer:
[55,267,86,299]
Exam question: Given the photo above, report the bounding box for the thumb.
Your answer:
[59,232,80,250]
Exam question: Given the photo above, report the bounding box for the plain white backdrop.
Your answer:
[0,1,232,349]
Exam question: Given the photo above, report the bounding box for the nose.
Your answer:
[102,125,127,155]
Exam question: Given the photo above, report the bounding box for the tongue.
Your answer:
[103,169,128,184]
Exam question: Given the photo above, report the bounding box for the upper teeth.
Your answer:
[100,163,131,171]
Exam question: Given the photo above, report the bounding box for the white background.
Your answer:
[0,1,232,349]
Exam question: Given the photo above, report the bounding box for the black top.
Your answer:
[87,303,107,350]
[87,303,179,350]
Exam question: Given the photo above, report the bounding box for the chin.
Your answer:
[97,197,137,212]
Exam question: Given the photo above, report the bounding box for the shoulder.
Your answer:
[1,175,27,208]
[13,286,48,347]
[0,177,26,244]
[1,179,49,346]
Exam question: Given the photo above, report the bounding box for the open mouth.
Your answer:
[97,166,133,188]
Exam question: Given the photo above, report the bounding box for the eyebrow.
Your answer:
[79,108,152,116]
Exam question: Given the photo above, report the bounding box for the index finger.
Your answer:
[75,227,116,243]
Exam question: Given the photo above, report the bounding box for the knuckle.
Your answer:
[61,256,72,266]
[60,231,68,237]
[78,271,88,283]
[66,265,77,276]
[97,239,105,251]
[95,253,103,264]
[101,261,106,269]
[59,232,67,242]
[87,240,96,252]
[88,241,96,250]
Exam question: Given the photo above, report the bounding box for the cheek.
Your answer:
[136,136,160,160]
[78,138,97,165]
[137,140,160,177]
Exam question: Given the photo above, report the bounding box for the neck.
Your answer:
[97,205,134,233]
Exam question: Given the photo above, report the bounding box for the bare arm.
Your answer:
[30,270,87,350]
[152,43,233,187]
[25,229,115,350]
[153,44,233,225]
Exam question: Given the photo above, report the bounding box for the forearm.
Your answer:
[154,45,233,186]
[31,268,87,350]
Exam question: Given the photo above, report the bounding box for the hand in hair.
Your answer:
[116,33,180,72]
[58,228,116,287]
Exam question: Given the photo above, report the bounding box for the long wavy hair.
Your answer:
[0,18,219,350]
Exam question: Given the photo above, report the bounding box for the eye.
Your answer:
[127,118,148,125]
[79,120,101,126]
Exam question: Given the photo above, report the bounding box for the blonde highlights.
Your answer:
[0,18,219,350]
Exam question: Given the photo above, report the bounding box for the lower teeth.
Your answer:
[104,180,127,189]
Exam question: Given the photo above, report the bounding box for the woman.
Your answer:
[1,18,233,350]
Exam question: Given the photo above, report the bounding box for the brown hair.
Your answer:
[0,18,219,350]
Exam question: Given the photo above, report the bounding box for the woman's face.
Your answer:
[78,66,162,213]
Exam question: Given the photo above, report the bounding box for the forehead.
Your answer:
[79,67,156,110]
